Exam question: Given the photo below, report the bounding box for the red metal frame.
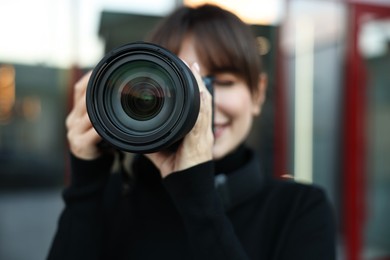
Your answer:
[343,3,390,259]
[274,25,288,178]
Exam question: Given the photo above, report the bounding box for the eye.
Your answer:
[213,73,238,87]
[214,79,235,87]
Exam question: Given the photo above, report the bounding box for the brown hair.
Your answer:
[146,4,262,95]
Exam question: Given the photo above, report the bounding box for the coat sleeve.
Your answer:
[163,163,337,260]
[162,161,251,260]
[277,185,336,260]
[47,153,114,260]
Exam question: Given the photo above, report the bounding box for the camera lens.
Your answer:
[120,78,164,121]
[104,59,176,133]
[86,42,200,153]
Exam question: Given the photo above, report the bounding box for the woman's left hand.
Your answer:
[145,63,214,178]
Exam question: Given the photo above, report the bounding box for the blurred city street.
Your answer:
[1,0,390,259]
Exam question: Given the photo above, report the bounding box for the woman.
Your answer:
[48,4,335,260]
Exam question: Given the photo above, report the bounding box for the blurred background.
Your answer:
[0,0,389,259]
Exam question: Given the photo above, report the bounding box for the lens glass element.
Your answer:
[105,60,176,133]
[120,78,164,121]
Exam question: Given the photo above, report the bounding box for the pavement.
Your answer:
[0,188,64,260]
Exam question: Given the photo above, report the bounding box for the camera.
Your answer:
[86,42,200,153]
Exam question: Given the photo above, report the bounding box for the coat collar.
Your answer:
[214,149,265,212]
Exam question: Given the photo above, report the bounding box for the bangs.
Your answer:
[190,8,261,92]
[147,4,262,93]
[193,26,243,75]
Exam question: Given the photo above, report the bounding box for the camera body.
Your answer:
[86,42,200,153]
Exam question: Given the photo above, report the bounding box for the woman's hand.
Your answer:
[66,71,103,160]
[145,63,214,178]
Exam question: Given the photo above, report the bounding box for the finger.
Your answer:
[190,62,209,95]
[73,71,92,105]
[66,120,98,158]
[144,152,159,166]
[68,126,101,148]
[67,124,102,158]
[181,65,214,156]
[190,63,213,129]
[144,151,174,176]
[71,71,92,118]
[71,85,89,119]
[66,112,94,134]
[83,127,102,146]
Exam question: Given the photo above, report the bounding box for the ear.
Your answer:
[252,73,268,116]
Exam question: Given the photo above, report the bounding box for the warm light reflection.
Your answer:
[21,96,42,122]
[256,36,271,55]
[0,65,16,124]
[184,0,283,25]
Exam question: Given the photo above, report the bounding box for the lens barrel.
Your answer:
[86,42,200,153]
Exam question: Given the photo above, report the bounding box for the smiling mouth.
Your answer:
[213,123,228,139]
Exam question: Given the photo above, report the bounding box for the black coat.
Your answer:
[48,146,336,260]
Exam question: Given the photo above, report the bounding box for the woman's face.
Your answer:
[178,37,265,159]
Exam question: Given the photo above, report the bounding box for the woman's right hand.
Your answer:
[66,71,102,160]
[144,63,214,178]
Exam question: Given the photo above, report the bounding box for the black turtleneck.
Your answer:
[214,144,249,174]
[129,143,250,190]
[48,147,336,260]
